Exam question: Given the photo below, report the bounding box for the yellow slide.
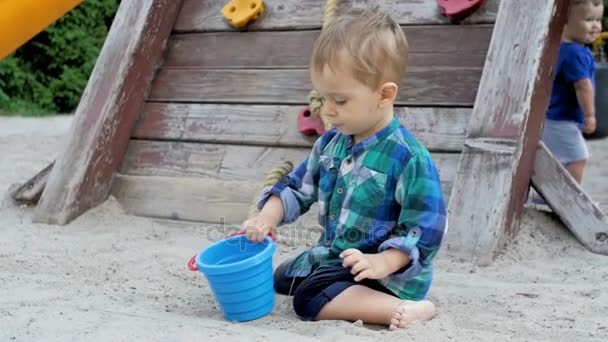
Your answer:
[0,0,83,60]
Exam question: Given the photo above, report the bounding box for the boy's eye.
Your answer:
[335,98,347,105]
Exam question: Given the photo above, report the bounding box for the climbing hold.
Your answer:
[222,0,265,28]
[297,107,327,136]
[436,0,484,21]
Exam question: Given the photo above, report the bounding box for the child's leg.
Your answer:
[541,119,590,185]
[565,159,586,184]
[317,285,436,330]
[273,258,306,295]
[292,264,436,329]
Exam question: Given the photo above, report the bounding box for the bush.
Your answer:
[604,0,608,57]
[0,0,120,115]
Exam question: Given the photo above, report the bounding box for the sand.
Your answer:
[1,115,607,342]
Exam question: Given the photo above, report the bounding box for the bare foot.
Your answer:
[389,300,436,330]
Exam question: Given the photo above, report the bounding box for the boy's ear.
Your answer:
[378,82,398,108]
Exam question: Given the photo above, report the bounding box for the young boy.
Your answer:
[240,8,446,330]
[542,0,604,184]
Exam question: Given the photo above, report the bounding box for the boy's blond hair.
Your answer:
[310,8,409,90]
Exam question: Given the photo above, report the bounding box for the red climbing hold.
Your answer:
[297,107,326,136]
[436,0,484,21]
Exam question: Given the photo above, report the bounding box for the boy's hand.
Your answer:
[584,116,596,134]
[240,195,284,242]
[340,249,391,282]
[240,214,277,242]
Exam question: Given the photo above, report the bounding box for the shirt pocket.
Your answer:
[350,166,388,216]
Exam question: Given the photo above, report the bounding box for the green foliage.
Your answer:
[0,0,120,115]
[600,0,608,61]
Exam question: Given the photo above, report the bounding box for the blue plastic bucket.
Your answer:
[188,233,276,322]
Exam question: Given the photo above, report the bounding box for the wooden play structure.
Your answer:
[9,0,608,265]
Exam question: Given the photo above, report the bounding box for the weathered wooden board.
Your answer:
[531,143,608,255]
[9,161,54,205]
[33,0,185,225]
[113,141,458,224]
[446,0,568,265]
[112,175,260,223]
[164,25,491,69]
[134,104,470,151]
[175,0,500,32]
[119,140,460,194]
[148,68,482,107]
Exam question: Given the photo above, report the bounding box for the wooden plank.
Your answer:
[134,103,470,152]
[531,143,608,255]
[119,141,460,196]
[9,161,54,205]
[32,0,185,225]
[445,0,568,265]
[113,142,457,224]
[164,26,491,69]
[175,0,500,32]
[112,174,317,226]
[120,141,309,181]
[148,68,482,107]
[112,175,259,223]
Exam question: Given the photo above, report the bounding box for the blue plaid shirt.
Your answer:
[257,117,447,300]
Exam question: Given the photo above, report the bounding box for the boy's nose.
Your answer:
[322,104,336,117]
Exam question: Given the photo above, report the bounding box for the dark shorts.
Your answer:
[273,258,396,320]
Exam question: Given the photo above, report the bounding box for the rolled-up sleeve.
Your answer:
[256,133,332,225]
[379,153,447,281]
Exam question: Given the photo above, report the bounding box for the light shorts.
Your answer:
[541,119,590,165]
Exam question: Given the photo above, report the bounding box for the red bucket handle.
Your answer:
[187,231,276,272]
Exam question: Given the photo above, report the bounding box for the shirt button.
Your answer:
[330,214,336,221]
[336,187,344,194]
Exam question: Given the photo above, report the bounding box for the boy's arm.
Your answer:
[563,49,595,131]
[256,195,285,225]
[574,79,596,133]
[255,133,332,225]
[378,153,447,280]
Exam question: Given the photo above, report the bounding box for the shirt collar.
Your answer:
[346,115,400,156]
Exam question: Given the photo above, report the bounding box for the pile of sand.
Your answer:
[1,116,606,341]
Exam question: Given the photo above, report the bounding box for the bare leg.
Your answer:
[316,285,436,330]
[565,159,586,184]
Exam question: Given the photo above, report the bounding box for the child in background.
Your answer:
[240,8,446,330]
[542,0,604,184]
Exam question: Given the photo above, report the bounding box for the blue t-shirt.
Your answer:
[546,42,595,124]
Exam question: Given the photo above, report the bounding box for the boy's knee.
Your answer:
[292,265,353,320]
[274,259,307,295]
[292,279,321,320]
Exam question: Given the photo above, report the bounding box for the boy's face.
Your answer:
[311,56,397,143]
[564,3,603,44]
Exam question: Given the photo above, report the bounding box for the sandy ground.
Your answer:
[1,115,607,342]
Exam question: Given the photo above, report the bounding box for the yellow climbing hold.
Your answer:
[222,0,265,28]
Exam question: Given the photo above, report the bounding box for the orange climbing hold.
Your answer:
[222,0,265,28]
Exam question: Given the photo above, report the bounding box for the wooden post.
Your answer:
[532,143,608,255]
[445,0,569,265]
[33,0,184,225]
